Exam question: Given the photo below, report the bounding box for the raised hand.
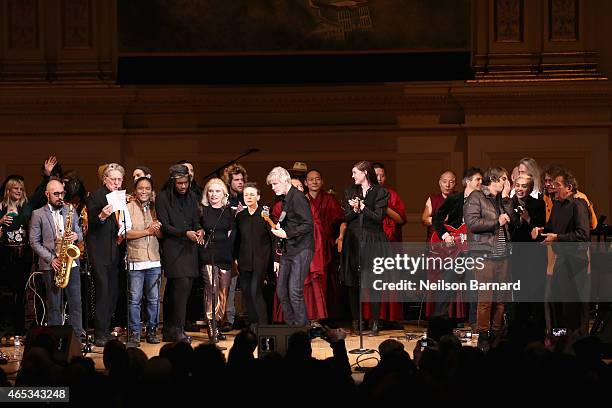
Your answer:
[44,156,58,177]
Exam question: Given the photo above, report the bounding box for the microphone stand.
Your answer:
[203,198,229,350]
[349,197,375,360]
[81,241,93,355]
[201,149,259,181]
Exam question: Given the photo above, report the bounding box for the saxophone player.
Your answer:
[29,180,84,340]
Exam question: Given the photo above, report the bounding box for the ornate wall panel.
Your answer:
[549,0,579,41]
[495,0,523,42]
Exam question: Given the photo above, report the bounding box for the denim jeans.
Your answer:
[128,267,161,333]
[277,248,313,326]
[43,266,83,338]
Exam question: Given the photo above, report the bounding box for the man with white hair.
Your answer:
[267,166,314,327]
[87,163,127,346]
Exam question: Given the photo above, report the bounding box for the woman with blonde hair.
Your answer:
[199,177,234,343]
[516,157,542,198]
[0,176,34,338]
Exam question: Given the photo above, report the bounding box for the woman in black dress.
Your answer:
[199,178,234,343]
[233,182,272,331]
[340,161,389,336]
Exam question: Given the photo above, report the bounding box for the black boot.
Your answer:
[206,321,217,343]
[146,327,160,344]
[127,331,141,347]
[162,326,179,342]
[179,331,192,344]
[215,322,226,341]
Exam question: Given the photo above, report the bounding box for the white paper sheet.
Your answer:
[106,190,127,212]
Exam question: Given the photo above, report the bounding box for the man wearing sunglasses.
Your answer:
[29,180,84,341]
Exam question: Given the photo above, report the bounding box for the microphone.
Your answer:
[244,148,260,154]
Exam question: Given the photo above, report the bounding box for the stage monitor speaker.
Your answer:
[257,325,306,359]
[24,325,82,364]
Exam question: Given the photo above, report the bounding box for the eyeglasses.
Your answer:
[51,192,66,197]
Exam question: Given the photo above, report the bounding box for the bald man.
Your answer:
[422,170,457,241]
[30,180,84,340]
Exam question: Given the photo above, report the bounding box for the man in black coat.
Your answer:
[156,165,203,343]
[86,163,126,346]
[533,168,590,334]
[267,166,314,327]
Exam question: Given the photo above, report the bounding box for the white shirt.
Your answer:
[48,204,64,238]
[117,207,133,238]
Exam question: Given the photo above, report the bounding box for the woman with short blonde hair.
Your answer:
[201,178,229,207]
[199,177,234,342]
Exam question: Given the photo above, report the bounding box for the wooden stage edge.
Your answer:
[2,324,464,382]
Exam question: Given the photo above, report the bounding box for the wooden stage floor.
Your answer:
[2,324,470,382]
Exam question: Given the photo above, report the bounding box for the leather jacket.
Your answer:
[464,186,516,252]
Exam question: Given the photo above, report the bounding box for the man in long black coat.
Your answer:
[87,163,126,346]
[156,165,203,343]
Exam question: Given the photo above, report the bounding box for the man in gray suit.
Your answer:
[30,179,84,339]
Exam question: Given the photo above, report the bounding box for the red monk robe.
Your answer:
[272,191,343,322]
[363,186,405,322]
[308,191,344,319]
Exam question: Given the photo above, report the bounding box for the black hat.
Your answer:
[169,164,189,179]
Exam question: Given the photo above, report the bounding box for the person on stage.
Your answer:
[304,170,344,322]
[464,167,516,346]
[340,161,389,336]
[199,178,234,342]
[534,168,591,334]
[510,174,546,335]
[267,167,313,327]
[233,182,272,331]
[86,163,127,346]
[430,167,482,320]
[369,163,405,325]
[156,165,203,343]
[421,170,457,240]
[29,179,84,340]
[125,177,162,345]
[221,162,249,331]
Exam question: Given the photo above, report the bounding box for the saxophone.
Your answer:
[55,204,81,288]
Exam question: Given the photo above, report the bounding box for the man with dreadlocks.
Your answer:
[156,165,203,343]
